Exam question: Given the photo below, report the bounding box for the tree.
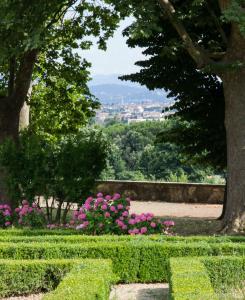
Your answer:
[0,0,120,204]
[110,0,245,232]
[120,24,226,170]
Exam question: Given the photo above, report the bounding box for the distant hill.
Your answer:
[89,77,169,104]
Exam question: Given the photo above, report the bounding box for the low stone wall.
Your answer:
[95,180,225,204]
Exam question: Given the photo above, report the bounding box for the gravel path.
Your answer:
[110,283,169,300]
[1,295,43,300]
[130,201,222,218]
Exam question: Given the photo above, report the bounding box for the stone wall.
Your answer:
[95,180,225,204]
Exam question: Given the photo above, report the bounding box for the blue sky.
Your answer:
[82,18,146,76]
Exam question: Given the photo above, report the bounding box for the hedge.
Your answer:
[203,256,245,292]
[0,241,245,282]
[43,260,117,300]
[1,230,245,244]
[169,257,218,300]
[0,259,116,299]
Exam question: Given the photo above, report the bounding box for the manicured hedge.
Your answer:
[0,259,77,297]
[169,257,218,300]
[1,229,245,244]
[203,256,245,292]
[0,258,116,299]
[44,260,117,300]
[0,241,245,282]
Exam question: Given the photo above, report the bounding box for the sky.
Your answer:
[82,18,146,76]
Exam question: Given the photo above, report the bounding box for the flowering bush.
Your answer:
[72,193,175,235]
[0,204,12,228]
[14,200,46,228]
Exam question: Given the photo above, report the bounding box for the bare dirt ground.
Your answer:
[110,283,169,300]
[130,201,222,218]
[130,201,223,235]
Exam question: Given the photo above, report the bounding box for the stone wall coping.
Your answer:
[96,180,225,188]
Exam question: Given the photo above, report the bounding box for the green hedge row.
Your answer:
[169,257,218,300]
[203,256,245,292]
[0,241,245,282]
[0,259,116,299]
[44,260,117,300]
[1,229,245,243]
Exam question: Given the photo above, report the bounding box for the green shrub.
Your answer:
[0,240,245,283]
[0,129,109,223]
[203,256,245,293]
[0,259,116,299]
[169,257,218,300]
[44,259,117,300]
[0,259,76,297]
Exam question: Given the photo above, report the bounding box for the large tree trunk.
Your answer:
[0,50,37,206]
[222,25,245,232]
[0,102,20,205]
[222,68,245,232]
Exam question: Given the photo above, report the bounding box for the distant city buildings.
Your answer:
[95,100,173,124]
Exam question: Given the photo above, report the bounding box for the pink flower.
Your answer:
[163,220,175,227]
[96,197,104,203]
[28,207,33,213]
[0,205,3,210]
[150,222,156,228]
[122,225,127,230]
[105,195,111,201]
[110,206,116,212]
[78,213,86,220]
[117,204,124,210]
[128,219,136,225]
[70,220,75,225]
[83,221,89,227]
[140,227,147,234]
[101,204,107,210]
[22,200,29,206]
[3,210,11,216]
[5,221,11,226]
[86,197,93,203]
[32,203,37,208]
[113,193,121,200]
[104,212,110,218]
[4,204,11,210]
[73,211,79,218]
[97,192,103,197]
[84,203,91,210]
[140,215,146,221]
[15,207,21,213]
[122,211,128,217]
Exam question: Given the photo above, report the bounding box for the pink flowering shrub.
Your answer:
[14,200,46,228]
[72,193,174,235]
[0,204,12,228]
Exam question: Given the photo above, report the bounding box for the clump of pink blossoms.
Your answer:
[72,193,175,235]
[0,203,12,228]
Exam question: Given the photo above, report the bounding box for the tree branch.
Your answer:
[13,49,38,108]
[218,0,230,11]
[158,0,213,68]
[206,0,228,46]
[8,56,16,97]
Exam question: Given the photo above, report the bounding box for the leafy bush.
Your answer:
[0,128,109,223]
[14,200,46,228]
[0,258,115,299]
[72,193,174,235]
[44,259,117,300]
[0,204,12,228]
[169,257,218,300]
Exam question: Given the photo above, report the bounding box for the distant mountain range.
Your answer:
[88,74,170,104]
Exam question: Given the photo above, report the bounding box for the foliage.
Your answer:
[14,200,46,228]
[72,193,174,235]
[102,120,221,182]
[0,128,109,222]
[169,257,218,300]
[44,259,117,300]
[0,204,11,228]
[118,12,226,170]
[1,236,245,283]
